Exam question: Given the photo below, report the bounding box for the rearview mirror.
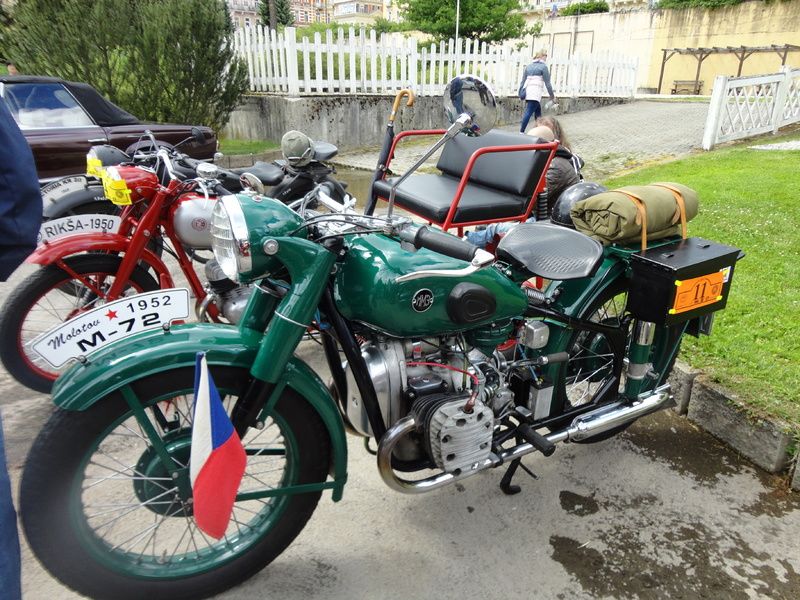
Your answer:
[191,127,206,145]
[443,75,497,136]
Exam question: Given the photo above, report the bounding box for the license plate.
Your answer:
[41,176,89,204]
[38,214,122,244]
[32,289,191,368]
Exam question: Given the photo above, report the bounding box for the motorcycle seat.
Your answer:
[312,141,338,161]
[231,161,285,186]
[495,221,604,280]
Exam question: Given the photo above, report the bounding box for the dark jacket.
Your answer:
[0,101,43,281]
[546,146,584,210]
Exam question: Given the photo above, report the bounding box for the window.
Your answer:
[2,83,93,129]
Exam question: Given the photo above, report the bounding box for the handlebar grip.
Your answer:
[402,226,479,263]
[213,182,231,196]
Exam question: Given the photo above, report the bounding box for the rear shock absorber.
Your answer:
[535,190,549,221]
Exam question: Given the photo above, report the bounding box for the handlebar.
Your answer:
[399,225,479,263]
[156,147,180,182]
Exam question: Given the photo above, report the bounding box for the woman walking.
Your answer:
[518,49,555,133]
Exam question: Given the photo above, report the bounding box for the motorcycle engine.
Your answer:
[173,194,217,249]
[338,335,506,470]
[204,259,251,324]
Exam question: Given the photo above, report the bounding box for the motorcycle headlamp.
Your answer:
[211,196,251,281]
[211,194,305,283]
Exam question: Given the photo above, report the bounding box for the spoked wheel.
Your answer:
[20,366,331,600]
[555,279,684,442]
[0,254,159,393]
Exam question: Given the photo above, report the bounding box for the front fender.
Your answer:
[28,233,172,283]
[52,323,348,499]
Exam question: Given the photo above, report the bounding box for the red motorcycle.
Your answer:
[0,141,349,393]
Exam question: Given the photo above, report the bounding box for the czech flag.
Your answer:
[190,352,247,539]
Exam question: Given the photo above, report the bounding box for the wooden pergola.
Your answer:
[656,44,800,94]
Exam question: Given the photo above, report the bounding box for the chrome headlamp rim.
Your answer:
[211,194,252,281]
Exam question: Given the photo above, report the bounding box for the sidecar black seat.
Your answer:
[371,130,557,234]
[496,221,604,280]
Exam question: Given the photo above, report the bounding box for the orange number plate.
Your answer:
[670,269,727,315]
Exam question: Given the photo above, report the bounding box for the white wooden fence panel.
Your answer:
[703,67,800,150]
[233,26,638,99]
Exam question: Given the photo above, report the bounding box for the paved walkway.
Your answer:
[334,99,712,182]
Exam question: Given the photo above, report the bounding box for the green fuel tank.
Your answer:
[333,234,527,338]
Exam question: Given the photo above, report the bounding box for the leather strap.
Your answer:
[616,190,648,251]
[651,183,688,240]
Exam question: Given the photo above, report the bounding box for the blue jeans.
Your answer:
[0,411,21,600]
[465,219,534,249]
[520,100,542,133]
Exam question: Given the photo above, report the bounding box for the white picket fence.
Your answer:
[233,26,639,99]
[703,66,800,150]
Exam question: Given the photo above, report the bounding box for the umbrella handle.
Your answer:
[390,89,415,122]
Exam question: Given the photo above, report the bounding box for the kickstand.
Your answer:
[499,457,538,495]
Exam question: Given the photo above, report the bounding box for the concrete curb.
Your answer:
[668,361,798,490]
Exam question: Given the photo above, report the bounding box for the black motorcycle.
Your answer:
[40,128,348,220]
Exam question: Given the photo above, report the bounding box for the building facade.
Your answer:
[228,0,260,27]
[227,0,332,27]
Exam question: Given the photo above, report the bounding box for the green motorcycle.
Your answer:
[20,76,741,600]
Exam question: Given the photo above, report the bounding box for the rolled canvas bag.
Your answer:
[570,182,698,248]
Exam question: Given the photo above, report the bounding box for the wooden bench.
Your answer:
[371,129,558,235]
[671,80,703,95]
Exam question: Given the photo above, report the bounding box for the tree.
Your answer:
[2,0,249,132]
[0,5,13,60]
[259,0,294,30]
[560,1,609,15]
[400,0,533,44]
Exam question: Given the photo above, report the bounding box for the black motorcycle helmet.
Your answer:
[550,182,608,228]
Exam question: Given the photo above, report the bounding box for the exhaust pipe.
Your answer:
[377,384,673,494]
[565,383,674,442]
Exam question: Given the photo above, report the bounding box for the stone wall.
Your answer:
[222,93,625,149]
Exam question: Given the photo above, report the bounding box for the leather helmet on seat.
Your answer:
[281,130,315,167]
[550,182,608,228]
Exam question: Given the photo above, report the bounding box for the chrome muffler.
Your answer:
[377,384,673,494]
[562,383,675,443]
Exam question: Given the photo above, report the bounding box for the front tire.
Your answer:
[20,366,331,600]
[0,254,159,393]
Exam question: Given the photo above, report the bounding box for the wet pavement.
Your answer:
[3,268,799,600]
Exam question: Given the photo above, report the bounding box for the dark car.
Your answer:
[0,75,217,184]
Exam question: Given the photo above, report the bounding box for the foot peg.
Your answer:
[517,423,556,456]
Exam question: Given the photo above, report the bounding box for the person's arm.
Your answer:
[542,65,555,101]
[0,102,43,281]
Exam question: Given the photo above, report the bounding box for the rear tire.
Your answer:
[0,254,159,393]
[554,278,683,443]
[20,366,331,600]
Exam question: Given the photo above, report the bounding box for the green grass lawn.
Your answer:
[603,129,800,425]
[217,139,279,155]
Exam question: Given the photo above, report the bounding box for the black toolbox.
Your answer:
[627,237,742,326]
